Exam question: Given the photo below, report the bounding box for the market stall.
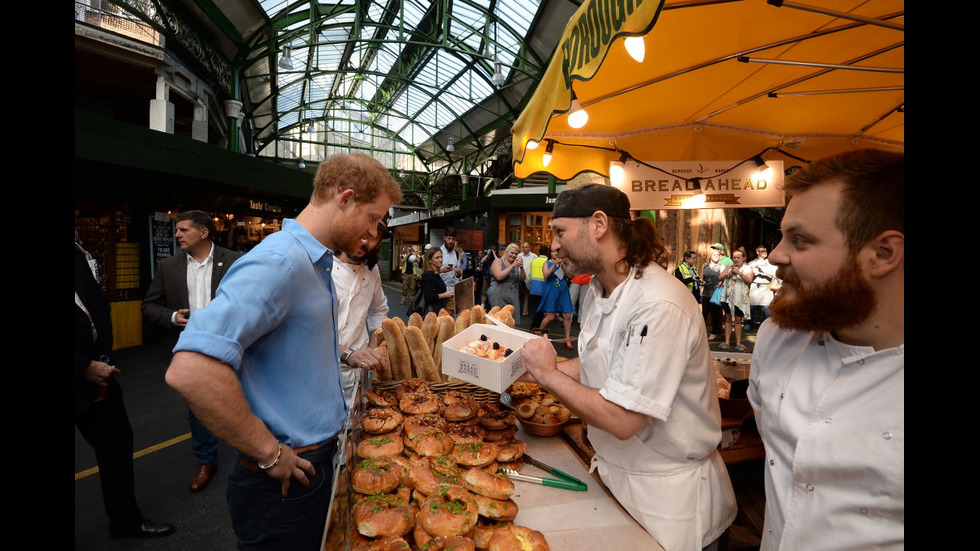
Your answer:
[321,307,667,549]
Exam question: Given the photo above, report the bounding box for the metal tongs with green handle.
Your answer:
[499,453,588,491]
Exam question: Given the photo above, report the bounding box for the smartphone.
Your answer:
[446,264,454,268]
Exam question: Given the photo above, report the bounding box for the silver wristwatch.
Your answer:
[341,348,355,365]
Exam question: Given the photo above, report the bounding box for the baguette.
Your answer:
[408,312,424,330]
[374,341,392,381]
[438,308,452,317]
[405,326,441,382]
[501,304,516,317]
[422,312,440,351]
[369,327,385,349]
[382,318,413,380]
[432,316,456,381]
[487,306,501,316]
[470,305,487,326]
[455,309,471,335]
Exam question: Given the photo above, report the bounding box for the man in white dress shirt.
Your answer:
[333,215,390,406]
[749,149,904,550]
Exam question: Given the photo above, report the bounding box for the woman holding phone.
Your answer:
[488,242,524,325]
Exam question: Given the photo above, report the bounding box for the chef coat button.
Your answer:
[825,418,832,423]
[768,528,773,534]
[806,483,814,491]
[860,507,869,515]
[779,393,785,399]
[882,431,892,439]
[769,459,775,466]
[857,359,865,365]
[818,340,825,346]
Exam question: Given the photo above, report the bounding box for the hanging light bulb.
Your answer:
[491,59,506,88]
[297,158,306,169]
[542,140,555,167]
[751,155,774,182]
[398,170,407,179]
[278,45,293,70]
[447,137,455,153]
[567,91,588,129]
[609,152,629,187]
[624,36,645,63]
[306,120,315,133]
[681,177,706,208]
[526,139,540,150]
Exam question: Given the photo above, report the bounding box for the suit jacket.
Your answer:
[75,245,116,415]
[142,244,242,331]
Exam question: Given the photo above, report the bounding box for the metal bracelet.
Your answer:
[258,441,282,470]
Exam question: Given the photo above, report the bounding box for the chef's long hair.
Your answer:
[609,215,668,279]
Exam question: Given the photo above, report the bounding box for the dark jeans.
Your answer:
[750,305,770,329]
[75,382,144,531]
[189,409,219,464]
[227,438,339,551]
[702,298,723,335]
[529,293,544,328]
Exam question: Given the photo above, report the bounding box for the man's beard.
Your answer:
[769,254,877,333]
[563,248,603,277]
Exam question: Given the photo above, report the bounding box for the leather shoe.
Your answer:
[110,521,176,539]
[189,463,218,492]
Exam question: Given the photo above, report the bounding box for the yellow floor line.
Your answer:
[75,433,191,480]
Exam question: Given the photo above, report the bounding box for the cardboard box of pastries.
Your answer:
[441,324,535,393]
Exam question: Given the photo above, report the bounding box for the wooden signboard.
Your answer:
[454,277,474,313]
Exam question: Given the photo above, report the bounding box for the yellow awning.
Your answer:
[513,0,904,180]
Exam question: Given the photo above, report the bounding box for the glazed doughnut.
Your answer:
[471,492,520,522]
[493,437,526,463]
[419,484,479,538]
[441,390,479,422]
[443,422,487,445]
[487,524,550,551]
[351,535,412,551]
[405,429,455,457]
[515,401,537,420]
[421,536,477,551]
[409,456,463,496]
[351,457,405,495]
[396,378,431,402]
[452,441,500,467]
[462,466,515,500]
[483,426,518,442]
[400,391,441,415]
[353,493,418,537]
[357,432,405,459]
[403,413,449,439]
[473,520,512,550]
[362,407,405,434]
[479,405,516,431]
[365,388,398,407]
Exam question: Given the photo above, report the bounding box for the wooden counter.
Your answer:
[511,423,664,550]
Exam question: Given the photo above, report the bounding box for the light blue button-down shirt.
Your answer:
[174,219,345,447]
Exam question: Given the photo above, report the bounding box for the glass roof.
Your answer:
[249,0,546,175]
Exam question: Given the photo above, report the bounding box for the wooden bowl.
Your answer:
[518,417,569,437]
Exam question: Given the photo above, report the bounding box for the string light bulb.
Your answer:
[752,155,774,182]
[681,177,706,208]
[567,91,588,129]
[609,152,629,187]
[526,139,540,150]
[624,36,645,63]
[542,140,555,167]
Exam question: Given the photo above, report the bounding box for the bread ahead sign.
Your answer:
[615,160,786,210]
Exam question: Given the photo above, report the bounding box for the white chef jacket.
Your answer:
[332,260,389,406]
[748,322,904,550]
[578,265,736,550]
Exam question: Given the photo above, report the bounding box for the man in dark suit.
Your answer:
[75,240,175,539]
[142,210,242,492]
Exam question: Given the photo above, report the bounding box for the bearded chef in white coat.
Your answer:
[521,184,736,551]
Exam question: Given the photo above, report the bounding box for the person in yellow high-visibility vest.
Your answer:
[399,246,420,304]
[527,246,549,328]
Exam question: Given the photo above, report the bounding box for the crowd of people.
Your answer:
[76,149,902,550]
